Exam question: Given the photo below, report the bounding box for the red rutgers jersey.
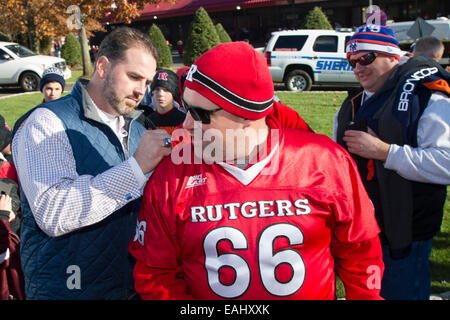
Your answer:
[128,120,383,300]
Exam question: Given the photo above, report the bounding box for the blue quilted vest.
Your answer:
[16,80,146,299]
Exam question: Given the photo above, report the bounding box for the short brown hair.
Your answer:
[96,27,159,65]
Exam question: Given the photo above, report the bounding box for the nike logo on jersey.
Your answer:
[186,174,207,188]
[191,199,311,223]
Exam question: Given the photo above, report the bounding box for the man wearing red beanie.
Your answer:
[129,42,384,300]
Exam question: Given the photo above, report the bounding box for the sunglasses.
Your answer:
[181,96,222,124]
[348,52,378,68]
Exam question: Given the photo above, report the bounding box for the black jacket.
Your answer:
[335,56,448,257]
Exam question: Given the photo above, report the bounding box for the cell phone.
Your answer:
[346,119,367,132]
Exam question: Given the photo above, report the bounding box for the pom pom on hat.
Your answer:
[366,9,388,26]
[346,15,401,60]
[40,67,65,92]
[184,42,274,120]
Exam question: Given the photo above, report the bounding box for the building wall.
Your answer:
[114,0,449,48]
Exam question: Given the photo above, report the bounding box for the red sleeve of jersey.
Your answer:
[332,236,384,300]
[329,150,384,300]
[128,165,193,300]
[270,101,314,132]
[133,260,194,300]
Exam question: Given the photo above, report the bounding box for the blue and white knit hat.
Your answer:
[346,23,401,60]
[40,66,65,92]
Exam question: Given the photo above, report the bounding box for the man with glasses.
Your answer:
[129,41,384,300]
[333,22,450,300]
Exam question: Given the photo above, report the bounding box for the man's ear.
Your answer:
[96,56,110,79]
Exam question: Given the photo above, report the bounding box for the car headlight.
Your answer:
[53,61,67,71]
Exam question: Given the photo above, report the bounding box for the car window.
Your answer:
[313,36,338,52]
[5,44,36,58]
[0,48,10,59]
[345,36,352,50]
[273,35,308,51]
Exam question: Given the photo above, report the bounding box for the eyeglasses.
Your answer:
[348,52,378,68]
[181,96,222,124]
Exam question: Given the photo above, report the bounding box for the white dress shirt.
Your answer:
[12,101,148,237]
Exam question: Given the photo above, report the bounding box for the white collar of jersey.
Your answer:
[218,142,279,186]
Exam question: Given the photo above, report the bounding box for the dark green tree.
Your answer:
[303,6,333,30]
[0,31,10,41]
[39,36,53,55]
[61,33,82,67]
[148,23,173,68]
[183,7,221,66]
[215,23,232,43]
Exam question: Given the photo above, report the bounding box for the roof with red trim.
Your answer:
[136,0,278,20]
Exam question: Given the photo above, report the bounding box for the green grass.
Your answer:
[276,91,345,137]
[0,69,81,128]
[0,90,448,297]
[430,191,450,293]
[1,92,69,128]
[68,69,83,83]
[1,93,44,127]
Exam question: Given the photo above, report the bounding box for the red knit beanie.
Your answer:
[184,42,274,120]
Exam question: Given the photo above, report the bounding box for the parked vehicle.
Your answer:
[0,41,71,92]
[264,29,358,91]
[387,18,450,67]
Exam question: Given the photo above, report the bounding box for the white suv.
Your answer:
[264,29,358,91]
[0,41,71,92]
